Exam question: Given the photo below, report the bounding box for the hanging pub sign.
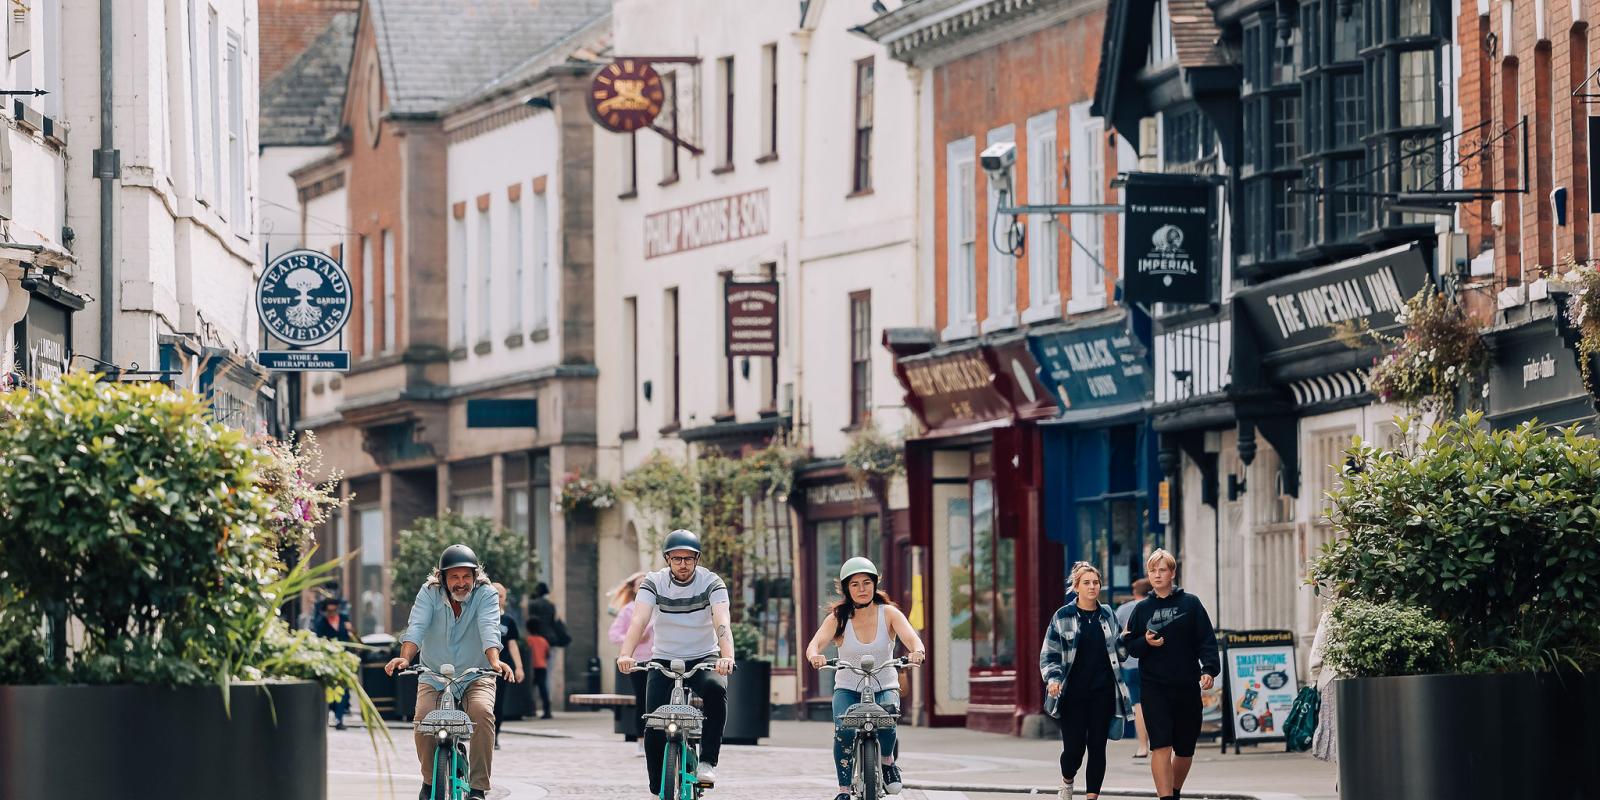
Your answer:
[725,280,780,358]
[896,342,1013,432]
[1235,242,1431,361]
[1027,315,1152,413]
[256,248,351,372]
[1123,173,1215,305]
[588,59,666,133]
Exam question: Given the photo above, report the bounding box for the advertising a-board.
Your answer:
[1220,630,1299,743]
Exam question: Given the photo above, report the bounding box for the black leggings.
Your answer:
[1058,687,1116,795]
[643,657,727,795]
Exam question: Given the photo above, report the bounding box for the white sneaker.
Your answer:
[1058,779,1074,799]
[695,762,717,785]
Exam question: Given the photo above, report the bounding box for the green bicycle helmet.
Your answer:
[838,556,880,583]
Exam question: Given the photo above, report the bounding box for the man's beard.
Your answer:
[450,587,472,602]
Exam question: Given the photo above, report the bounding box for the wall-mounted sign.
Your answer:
[466,398,539,429]
[897,343,1012,432]
[1235,243,1431,360]
[258,350,350,372]
[988,334,1057,420]
[24,296,69,383]
[1124,174,1214,305]
[588,59,666,133]
[1486,316,1595,430]
[257,249,352,348]
[1027,318,1152,412]
[645,189,770,259]
[725,280,779,358]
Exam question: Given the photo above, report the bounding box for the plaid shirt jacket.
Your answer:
[1039,601,1135,739]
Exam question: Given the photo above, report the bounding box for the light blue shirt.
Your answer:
[401,581,503,693]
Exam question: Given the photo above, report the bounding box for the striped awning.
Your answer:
[1289,369,1370,408]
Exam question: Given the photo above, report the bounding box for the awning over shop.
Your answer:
[888,331,1055,436]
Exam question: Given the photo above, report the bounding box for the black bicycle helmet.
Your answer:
[439,544,480,572]
[661,529,702,556]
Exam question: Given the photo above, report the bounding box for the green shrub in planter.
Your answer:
[1323,600,1452,678]
[1311,413,1600,673]
[731,622,762,662]
[393,513,537,605]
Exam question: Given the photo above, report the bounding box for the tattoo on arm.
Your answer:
[717,624,731,642]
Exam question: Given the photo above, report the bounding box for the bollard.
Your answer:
[586,656,602,710]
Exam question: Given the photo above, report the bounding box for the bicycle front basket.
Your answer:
[643,704,704,733]
[838,702,895,729]
[416,709,474,736]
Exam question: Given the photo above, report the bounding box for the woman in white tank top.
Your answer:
[805,557,926,800]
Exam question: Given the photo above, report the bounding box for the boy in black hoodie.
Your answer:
[1122,549,1220,800]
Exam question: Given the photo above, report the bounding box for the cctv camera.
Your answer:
[980,142,1016,196]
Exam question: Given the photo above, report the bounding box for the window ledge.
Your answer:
[941,321,979,341]
[755,152,779,164]
[531,327,551,343]
[449,346,468,361]
[847,187,875,199]
[473,340,493,356]
[505,332,526,349]
[712,410,736,422]
[659,422,683,436]
[618,190,639,200]
[620,429,640,441]
[712,163,736,175]
[980,312,1019,334]
[1066,295,1108,315]
[1021,302,1062,325]
[658,175,680,187]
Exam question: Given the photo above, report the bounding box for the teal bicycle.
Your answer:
[638,659,721,800]
[402,664,496,800]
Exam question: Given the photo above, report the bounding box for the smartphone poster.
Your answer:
[1219,630,1299,743]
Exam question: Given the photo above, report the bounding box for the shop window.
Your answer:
[811,512,881,692]
[357,506,386,634]
[943,494,973,700]
[532,453,552,585]
[744,495,795,669]
[968,479,1015,668]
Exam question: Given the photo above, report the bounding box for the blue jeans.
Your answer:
[832,689,899,787]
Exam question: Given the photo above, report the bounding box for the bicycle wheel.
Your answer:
[857,736,882,800]
[663,739,685,800]
[430,742,454,798]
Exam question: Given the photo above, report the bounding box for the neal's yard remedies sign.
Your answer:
[1219,630,1299,744]
[1236,243,1431,358]
[1123,174,1214,305]
[645,189,770,259]
[725,281,779,357]
[256,249,351,347]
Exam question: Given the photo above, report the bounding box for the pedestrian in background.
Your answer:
[527,582,572,648]
[312,596,358,730]
[524,616,554,719]
[1042,563,1134,800]
[1116,577,1153,758]
[608,571,653,753]
[491,582,526,749]
[1308,607,1340,768]
[1122,550,1220,800]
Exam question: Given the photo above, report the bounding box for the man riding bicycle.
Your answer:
[617,529,736,798]
[385,544,519,800]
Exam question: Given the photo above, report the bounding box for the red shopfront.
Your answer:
[888,331,1061,736]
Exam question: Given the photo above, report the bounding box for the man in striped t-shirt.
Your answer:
[617,529,736,795]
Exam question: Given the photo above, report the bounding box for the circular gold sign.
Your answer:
[588,59,665,133]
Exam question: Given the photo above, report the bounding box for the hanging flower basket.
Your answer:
[842,423,905,488]
[1366,287,1487,413]
[553,470,617,514]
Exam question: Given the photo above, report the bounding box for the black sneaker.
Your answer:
[467,790,487,800]
[883,763,904,794]
[834,794,850,800]
[417,786,431,800]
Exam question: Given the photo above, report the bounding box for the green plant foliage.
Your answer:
[554,470,618,514]
[730,622,762,661]
[1323,599,1453,678]
[1311,413,1600,673]
[0,594,48,685]
[391,513,536,606]
[1367,287,1487,413]
[842,423,905,487]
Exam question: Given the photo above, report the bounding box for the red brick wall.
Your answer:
[930,13,1113,332]
[259,0,361,87]
[344,14,406,359]
[1465,0,1599,285]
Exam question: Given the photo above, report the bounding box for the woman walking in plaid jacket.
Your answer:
[1040,563,1135,800]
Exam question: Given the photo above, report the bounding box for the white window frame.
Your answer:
[208,7,222,209]
[982,125,1018,333]
[1068,102,1108,314]
[508,193,524,335]
[532,189,550,332]
[382,229,396,353]
[477,205,493,343]
[187,0,205,203]
[945,138,978,340]
[450,214,467,348]
[760,43,778,158]
[226,32,244,230]
[361,235,374,357]
[1024,111,1061,323]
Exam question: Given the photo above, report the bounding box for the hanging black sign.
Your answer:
[1589,117,1600,210]
[1123,174,1214,305]
[1234,243,1431,359]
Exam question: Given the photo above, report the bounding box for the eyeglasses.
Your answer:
[667,555,698,565]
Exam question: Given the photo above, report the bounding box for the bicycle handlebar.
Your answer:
[399,665,499,683]
[632,660,726,678]
[820,657,922,673]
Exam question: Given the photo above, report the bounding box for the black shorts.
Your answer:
[1141,678,1203,757]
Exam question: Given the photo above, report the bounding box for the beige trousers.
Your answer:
[414,679,497,791]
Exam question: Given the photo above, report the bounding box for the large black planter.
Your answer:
[0,680,326,800]
[1337,672,1594,800]
[723,659,772,745]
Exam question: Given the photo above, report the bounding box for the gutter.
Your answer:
[95,0,118,359]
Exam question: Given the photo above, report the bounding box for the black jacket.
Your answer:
[1121,589,1220,686]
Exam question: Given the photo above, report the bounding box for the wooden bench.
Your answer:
[568,692,704,740]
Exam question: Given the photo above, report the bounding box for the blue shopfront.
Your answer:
[1029,310,1164,604]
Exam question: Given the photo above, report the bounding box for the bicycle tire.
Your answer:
[857,736,882,800]
[663,739,685,800]
[430,742,454,799]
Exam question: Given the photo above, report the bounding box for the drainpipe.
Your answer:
[95,0,118,363]
[793,28,812,442]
